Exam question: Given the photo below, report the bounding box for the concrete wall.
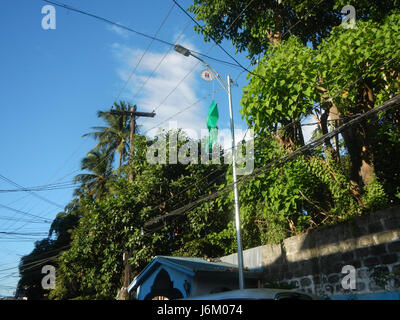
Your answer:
[221,206,400,299]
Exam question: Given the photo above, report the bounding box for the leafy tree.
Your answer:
[242,13,400,183]
[234,12,400,242]
[73,146,114,200]
[16,207,80,300]
[188,0,399,61]
[16,238,57,300]
[83,101,133,168]
[315,13,400,187]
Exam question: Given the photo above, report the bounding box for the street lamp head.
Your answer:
[174,44,191,57]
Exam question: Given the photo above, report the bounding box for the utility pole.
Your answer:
[174,44,245,290]
[111,106,155,300]
[227,75,244,290]
[110,107,155,182]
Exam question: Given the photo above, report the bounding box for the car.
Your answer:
[183,288,326,300]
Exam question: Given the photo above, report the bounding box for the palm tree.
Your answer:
[83,101,133,168]
[73,147,114,200]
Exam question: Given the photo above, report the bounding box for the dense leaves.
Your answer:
[236,12,400,245]
[188,0,399,61]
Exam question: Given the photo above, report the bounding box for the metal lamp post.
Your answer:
[174,44,245,290]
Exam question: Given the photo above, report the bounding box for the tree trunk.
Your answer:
[319,109,339,162]
[329,104,340,161]
[119,151,123,169]
[117,250,131,300]
[341,81,376,187]
[266,2,283,43]
[129,106,136,182]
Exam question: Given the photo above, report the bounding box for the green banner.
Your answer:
[206,101,219,153]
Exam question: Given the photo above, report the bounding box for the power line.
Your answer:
[3,138,118,233]
[0,254,60,274]
[6,148,117,233]
[0,181,77,193]
[0,216,51,225]
[0,232,49,237]
[130,20,192,106]
[172,0,257,77]
[142,0,257,118]
[141,0,331,130]
[41,0,239,69]
[0,136,90,233]
[0,203,52,223]
[0,245,71,274]
[113,2,176,104]
[0,174,64,209]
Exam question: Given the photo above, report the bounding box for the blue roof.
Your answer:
[128,256,258,293]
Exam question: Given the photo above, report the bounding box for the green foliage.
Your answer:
[83,101,133,168]
[16,208,79,300]
[73,146,115,200]
[241,36,320,133]
[316,13,400,109]
[362,176,388,212]
[242,13,400,130]
[237,13,400,244]
[188,0,399,61]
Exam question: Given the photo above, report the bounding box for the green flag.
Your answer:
[206,101,219,153]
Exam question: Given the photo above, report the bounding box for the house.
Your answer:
[128,256,262,300]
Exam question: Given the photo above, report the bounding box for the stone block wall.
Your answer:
[220,206,400,298]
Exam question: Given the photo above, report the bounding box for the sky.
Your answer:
[0,0,261,297]
[0,0,320,297]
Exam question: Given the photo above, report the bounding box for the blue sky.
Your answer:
[0,0,256,296]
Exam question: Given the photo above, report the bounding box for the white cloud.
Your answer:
[110,41,208,138]
[107,24,130,38]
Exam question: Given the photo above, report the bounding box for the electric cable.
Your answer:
[113,2,176,104]
[129,20,192,106]
[41,0,240,69]
[172,0,258,78]
[0,174,64,210]
[0,203,53,223]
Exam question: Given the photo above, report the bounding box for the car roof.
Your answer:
[184,288,322,300]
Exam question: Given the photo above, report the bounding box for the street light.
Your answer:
[174,44,245,290]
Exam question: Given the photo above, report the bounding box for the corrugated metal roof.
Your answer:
[155,256,240,272]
